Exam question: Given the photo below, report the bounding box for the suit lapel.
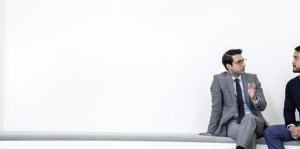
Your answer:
[225,72,236,101]
[241,74,250,105]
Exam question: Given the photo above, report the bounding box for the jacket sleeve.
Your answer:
[284,83,296,126]
[253,74,267,111]
[207,75,223,135]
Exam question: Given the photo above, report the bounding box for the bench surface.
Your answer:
[0,132,299,146]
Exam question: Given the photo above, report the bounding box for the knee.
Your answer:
[264,127,272,137]
[264,126,276,139]
[244,115,257,125]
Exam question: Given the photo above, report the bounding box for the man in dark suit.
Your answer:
[201,49,268,149]
[264,46,300,149]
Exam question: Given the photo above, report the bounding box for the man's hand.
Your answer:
[248,83,256,100]
[289,125,300,139]
[198,132,209,136]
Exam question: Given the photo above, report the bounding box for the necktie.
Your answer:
[235,78,245,124]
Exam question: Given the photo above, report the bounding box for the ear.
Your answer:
[226,64,231,70]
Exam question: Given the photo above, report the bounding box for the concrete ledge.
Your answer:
[0,132,299,146]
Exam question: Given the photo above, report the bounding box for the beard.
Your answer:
[293,65,300,73]
[239,68,245,74]
[241,68,245,73]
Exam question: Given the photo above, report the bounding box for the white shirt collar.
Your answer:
[231,75,242,81]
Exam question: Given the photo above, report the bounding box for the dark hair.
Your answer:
[222,49,243,70]
[295,46,300,52]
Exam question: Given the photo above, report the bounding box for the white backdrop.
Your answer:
[0,0,6,131]
[2,0,300,132]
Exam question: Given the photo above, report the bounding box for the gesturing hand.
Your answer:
[248,83,256,100]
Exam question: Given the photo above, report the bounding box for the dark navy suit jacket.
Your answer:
[284,76,300,126]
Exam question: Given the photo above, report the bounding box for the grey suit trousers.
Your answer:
[227,114,265,149]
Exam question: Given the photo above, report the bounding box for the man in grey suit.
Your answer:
[201,49,268,149]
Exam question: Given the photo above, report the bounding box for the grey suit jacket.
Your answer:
[207,72,267,136]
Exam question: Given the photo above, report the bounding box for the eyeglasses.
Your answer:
[233,59,247,65]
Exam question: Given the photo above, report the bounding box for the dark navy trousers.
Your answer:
[264,123,300,149]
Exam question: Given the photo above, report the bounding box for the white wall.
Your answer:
[2,0,300,132]
[0,0,6,130]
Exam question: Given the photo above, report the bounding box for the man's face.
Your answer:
[292,51,300,73]
[227,54,246,76]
